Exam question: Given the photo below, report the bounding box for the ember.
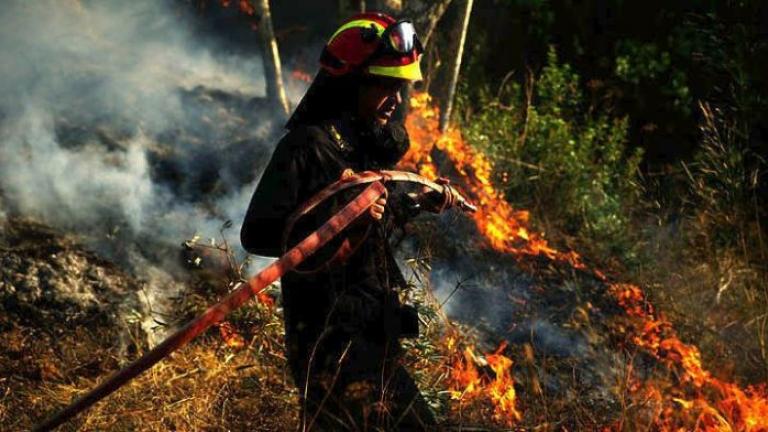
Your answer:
[290,69,312,83]
[219,0,256,16]
[218,321,245,349]
[256,289,275,308]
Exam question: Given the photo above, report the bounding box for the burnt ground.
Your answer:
[0,218,296,431]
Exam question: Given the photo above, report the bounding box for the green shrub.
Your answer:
[459,47,643,261]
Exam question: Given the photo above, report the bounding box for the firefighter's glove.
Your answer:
[408,177,457,214]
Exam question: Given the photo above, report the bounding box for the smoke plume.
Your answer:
[0,0,303,342]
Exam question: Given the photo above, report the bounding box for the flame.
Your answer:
[402,92,768,430]
[485,342,523,424]
[403,93,584,269]
[256,289,275,309]
[611,283,768,431]
[447,339,522,425]
[218,321,245,349]
[449,344,481,397]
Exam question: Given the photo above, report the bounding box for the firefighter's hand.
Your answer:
[412,177,455,213]
[369,189,388,221]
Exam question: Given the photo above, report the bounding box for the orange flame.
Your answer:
[218,321,245,349]
[611,283,768,431]
[402,91,768,430]
[256,289,275,309]
[403,93,584,269]
[448,339,522,425]
[485,342,523,424]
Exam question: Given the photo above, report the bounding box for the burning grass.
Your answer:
[446,339,522,426]
[401,91,768,431]
[3,91,768,431]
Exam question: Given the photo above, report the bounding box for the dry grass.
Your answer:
[1,276,512,432]
[0,297,298,432]
[630,102,768,385]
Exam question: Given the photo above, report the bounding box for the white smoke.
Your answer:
[0,0,268,222]
[0,110,157,232]
[0,0,300,343]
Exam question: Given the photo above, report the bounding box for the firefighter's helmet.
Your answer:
[320,12,423,81]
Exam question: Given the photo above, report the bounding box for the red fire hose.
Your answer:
[33,170,474,431]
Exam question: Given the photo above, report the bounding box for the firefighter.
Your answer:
[241,12,444,431]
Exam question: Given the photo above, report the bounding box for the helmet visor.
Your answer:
[386,21,418,54]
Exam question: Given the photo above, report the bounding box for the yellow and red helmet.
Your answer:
[320,12,423,81]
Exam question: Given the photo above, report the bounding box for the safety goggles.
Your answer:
[379,20,423,56]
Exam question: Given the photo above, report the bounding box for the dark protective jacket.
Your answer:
[241,113,421,384]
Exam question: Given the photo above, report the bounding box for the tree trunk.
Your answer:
[439,0,473,133]
[338,0,366,19]
[257,0,290,117]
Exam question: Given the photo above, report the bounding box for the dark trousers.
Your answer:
[293,337,437,431]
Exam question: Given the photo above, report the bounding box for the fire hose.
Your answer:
[33,170,476,432]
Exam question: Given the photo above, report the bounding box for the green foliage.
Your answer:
[460,47,643,260]
[614,42,671,84]
[614,40,691,113]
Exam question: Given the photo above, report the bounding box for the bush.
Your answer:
[459,47,643,262]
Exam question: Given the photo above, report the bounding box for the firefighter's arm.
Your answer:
[242,126,333,256]
[241,136,301,257]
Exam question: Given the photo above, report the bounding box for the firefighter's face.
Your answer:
[357,77,405,126]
